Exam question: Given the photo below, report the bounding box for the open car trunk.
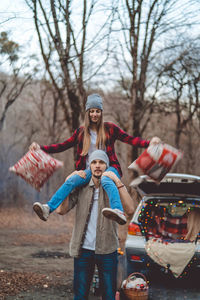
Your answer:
[139,198,200,242]
[136,174,200,278]
[138,198,200,278]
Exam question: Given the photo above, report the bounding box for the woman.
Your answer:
[31,94,160,224]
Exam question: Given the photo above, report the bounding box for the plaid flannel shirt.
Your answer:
[41,122,150,176]
[145,207,188,240]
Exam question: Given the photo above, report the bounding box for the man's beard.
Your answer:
[93,173,102,179]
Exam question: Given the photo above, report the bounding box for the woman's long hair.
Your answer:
[81,110,106,156]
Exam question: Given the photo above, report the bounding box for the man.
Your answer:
[56,150,134,300]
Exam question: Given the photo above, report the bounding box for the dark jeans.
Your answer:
[74,249,118,300]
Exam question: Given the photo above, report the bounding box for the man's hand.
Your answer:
[29,142,40,151]
[65,170,86,181]
[56,196,69,215]
[102,171,122,187]
[149,136,162,146]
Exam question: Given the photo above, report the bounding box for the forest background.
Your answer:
[0,0,200,207]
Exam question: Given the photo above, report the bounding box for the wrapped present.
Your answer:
[9,149,63,191]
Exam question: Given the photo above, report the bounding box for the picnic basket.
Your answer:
[122,272,149,300]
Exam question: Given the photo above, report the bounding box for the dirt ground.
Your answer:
[0,207,78,300]
[2,208,200,300]
[0,207,128,300]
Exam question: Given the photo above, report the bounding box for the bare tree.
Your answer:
[0,32,33,130]
[25,79,68,144]
[25,0,115,135]
[111,0,200,162]
[154,38,200,149]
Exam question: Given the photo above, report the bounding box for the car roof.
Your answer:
[145,173,200,182]
[133,173,200,197]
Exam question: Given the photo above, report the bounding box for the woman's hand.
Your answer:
[149,136,162,146]
[29,142,40,151]
[65,170,86,181]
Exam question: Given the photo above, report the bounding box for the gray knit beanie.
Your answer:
[89,150,109,168]
[85,94,103,111]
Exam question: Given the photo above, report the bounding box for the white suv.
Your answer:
[125,173,200,278]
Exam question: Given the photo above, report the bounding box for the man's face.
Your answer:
[90,159,107,179]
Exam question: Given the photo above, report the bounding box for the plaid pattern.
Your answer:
[41,122,149,176]
[143,207,188,240]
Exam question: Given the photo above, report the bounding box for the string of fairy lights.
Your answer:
[138,199,199,278]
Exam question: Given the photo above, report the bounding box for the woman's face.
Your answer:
[89,108,102,124]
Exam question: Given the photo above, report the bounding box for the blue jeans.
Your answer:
[74,249,118,300]
[47,166,123,212]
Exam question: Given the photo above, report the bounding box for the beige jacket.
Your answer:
[67,179,119,257]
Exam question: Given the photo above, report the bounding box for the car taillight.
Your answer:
[128,223,142,236]
[130,255,142,261]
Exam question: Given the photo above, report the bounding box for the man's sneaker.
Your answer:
[102,208,127,225]
[33,202,50,221]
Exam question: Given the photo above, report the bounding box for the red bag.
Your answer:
[129,143,183,185]
[9,149,63,191]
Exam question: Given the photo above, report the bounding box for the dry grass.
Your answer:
[0,207,75,245]
[0,207,129,248]
[0,207,74,230]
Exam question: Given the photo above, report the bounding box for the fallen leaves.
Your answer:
[0,270,54,299]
